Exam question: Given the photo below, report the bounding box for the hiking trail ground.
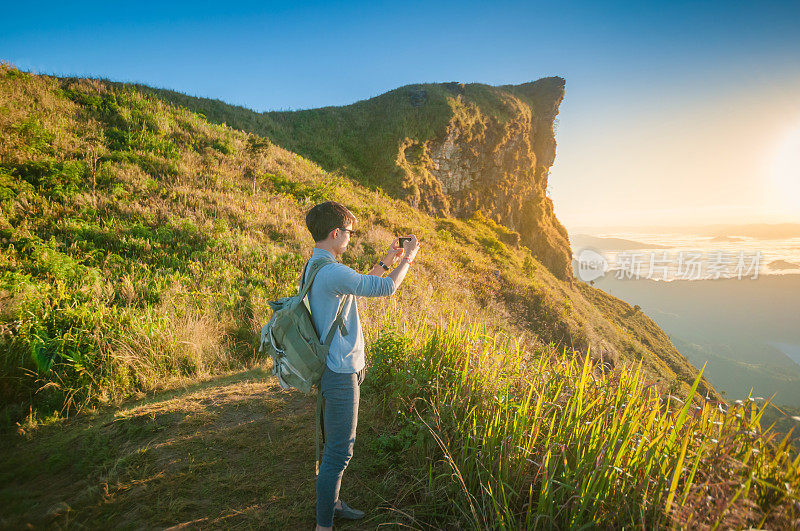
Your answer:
[1,365,415,529]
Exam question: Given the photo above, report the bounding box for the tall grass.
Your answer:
[368,319,800,529]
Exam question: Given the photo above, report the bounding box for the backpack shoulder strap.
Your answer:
[298,257,336,301]
[323,295,349,346]
[299,256,350,344]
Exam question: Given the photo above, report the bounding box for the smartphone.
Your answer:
[398,237,412,248]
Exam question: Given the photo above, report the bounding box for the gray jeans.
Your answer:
[316,365,365,527]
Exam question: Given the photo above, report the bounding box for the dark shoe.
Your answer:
[334,500,365,520]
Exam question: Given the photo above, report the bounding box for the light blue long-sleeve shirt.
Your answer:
[303,248,396,373]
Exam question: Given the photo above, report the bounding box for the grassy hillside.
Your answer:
[2,63,798,527]
[120,81,507,194]
[0,63,715,424]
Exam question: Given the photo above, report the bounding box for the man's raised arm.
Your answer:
[335,235,421,297]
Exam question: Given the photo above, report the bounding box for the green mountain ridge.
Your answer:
[120,77,574,281]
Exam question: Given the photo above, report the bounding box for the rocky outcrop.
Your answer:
[396,78,572,280]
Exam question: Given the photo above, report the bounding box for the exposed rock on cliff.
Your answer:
[395,78,572,280]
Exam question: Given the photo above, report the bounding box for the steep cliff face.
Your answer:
[396,78,572,280]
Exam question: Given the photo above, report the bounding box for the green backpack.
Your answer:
[259,256,347,393]
[259,256,349,474]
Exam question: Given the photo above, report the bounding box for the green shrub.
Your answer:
[13,117,55,155]
[0,166,35,202]
[211,138,233,154]
[265,172,331,204]
[523,253,536,275]
[106,127,179,159]
[4,67,33,80]
[476,234,503,256]
[0,160,87,200]
[435,219,473,245]
[367,330,411,391]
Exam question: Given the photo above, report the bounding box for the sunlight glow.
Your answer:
[769,123,800,217]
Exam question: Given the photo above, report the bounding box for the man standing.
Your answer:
[304,201,420,531]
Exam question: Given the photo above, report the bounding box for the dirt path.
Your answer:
[1,367,415,529]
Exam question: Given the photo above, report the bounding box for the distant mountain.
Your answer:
[592,274,800,406]
[708,235,744,242]
[569,234,671,251]
[706,223,800,239]
[768,259,800,271]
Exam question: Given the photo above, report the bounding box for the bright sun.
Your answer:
[769,124,800,218]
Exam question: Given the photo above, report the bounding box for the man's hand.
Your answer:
[387,234,419,290]
[401,234,421,262]
[383,238,404,266]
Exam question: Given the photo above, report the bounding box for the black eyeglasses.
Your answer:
[338,228,356,237]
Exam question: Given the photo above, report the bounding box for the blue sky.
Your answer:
[3,1,800,229]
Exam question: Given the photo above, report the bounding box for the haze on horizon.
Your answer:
[2,0,798,231]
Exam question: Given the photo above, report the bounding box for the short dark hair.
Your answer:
[305,201,357,242]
